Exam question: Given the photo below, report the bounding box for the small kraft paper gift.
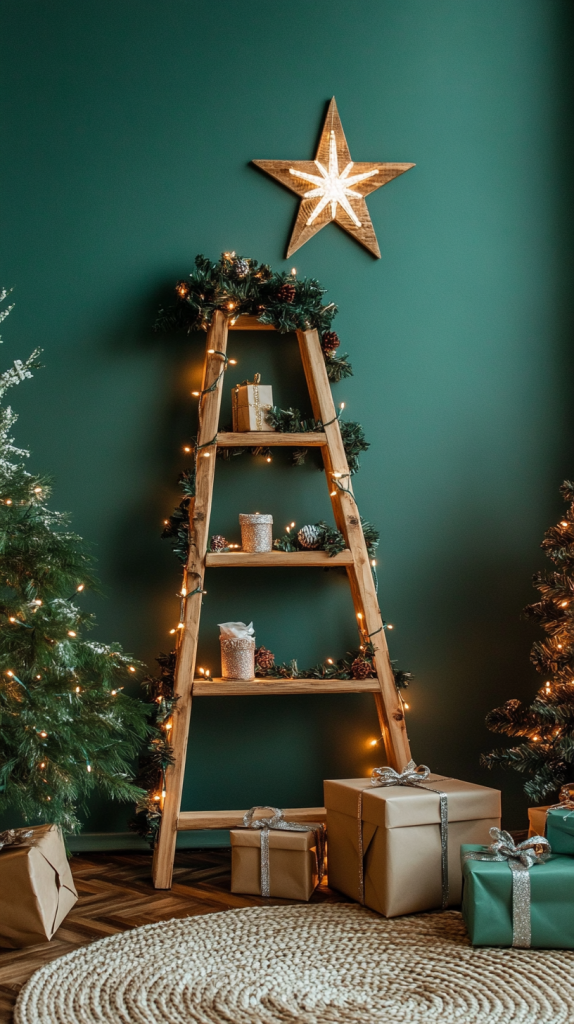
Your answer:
[230,806,325,901]
[324,761,501,917]
[461,829,574,948]
[231,374,274,432]
[528,784,574,854]
[0,824,78,948]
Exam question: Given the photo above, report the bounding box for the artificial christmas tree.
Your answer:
[482,481,574,802]
[0,294,149,833]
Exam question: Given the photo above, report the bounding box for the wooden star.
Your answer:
[253,98,414,259]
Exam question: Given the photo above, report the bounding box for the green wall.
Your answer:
[1,1,573,834]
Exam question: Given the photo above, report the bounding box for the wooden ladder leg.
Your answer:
[152,311,229,889]
[297,328,412,771]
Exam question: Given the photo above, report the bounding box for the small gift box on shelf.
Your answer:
[232,374,274,432]
[461,830,574,948]
[0,824,78,948]
[239,513,273,553]
[219,621,255,681]
[324,761,500,917]
[230,806,325,901]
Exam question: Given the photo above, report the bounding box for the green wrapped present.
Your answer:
[546,806,574,855]
[461,829,574,948]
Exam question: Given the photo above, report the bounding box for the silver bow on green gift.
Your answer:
[464,827,551,949]
[242,806,325,898]
[365,759,450,910]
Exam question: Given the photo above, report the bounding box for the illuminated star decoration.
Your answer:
[253,97,414,258]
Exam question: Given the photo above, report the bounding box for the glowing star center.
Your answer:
[289,130,379,228]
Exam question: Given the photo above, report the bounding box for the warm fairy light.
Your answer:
[36,674,41,680]
[75,686,80,693]
[387,624,394,630]
[291,268,297,275]
[169,628,176,634]
[165,721,172,730]
[558,644,563,649]
[177,622,184,629]
[340,402,345,410]
[369,739,378,747]
[330,490,337,496]
[203,452,211,458]
[357,612,363,620]
[6,670,13,677]
[34,487,42,493]
[198,667,205,675]
[39,731,47,738]
[111,690,117,696]
[33,599,42,606]
[533,735,540,741]
[562,521,569,527]
[266,456,272,463]
[327,658,334,664]
[128,665,136,673]
[404,702,410,710]
[68,631,76,637]
[205,669,210,678]
[87,764,92,772]
[371,560,376,567]
[561,601,569,607]
[333,472,342,478]
[162,789,166,799]
[39,762,46,769]
[191,391,200,397]
[153,795,160,802]
[183,446,192,453]
[208,349,215,354]
[229,359,237,365]
[5,499,12,505]
[9,617,16,623]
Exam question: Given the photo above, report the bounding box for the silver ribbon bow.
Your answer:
[242,806,325,898]
[357,759,450,910]
[464,827,551,948]
[0,828,34,852]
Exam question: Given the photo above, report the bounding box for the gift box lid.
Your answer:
[233,383,273,406]
[230,828,317,851]
[324,776,500,828]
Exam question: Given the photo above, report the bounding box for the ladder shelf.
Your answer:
[151,310,411,888]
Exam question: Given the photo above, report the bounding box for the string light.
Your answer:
[183,446,191,453]
[68,630,76,637]
[387,624,394,630]
[169,628,176,634]
[87,764,92,773]
[177,622,184,629]
[8,617,15,623]
[562,521,569,527]
[75,686,80,693]
[330,490,337,496]
[111,690,117,696]
[39,731,47,738]
[36,674,41,680]
[203,452,211,458]
[77,584,84,592]
[291,268,297,276]
[34,487,42,494]
[5,499,12,505]
[266,456,272,463]
[198,667,205,675]
[191,391,200,397]
[561,601,569,607]
[39,762,46,769]
[205,669,210,678]
[340,402,345,410]
[229,359,237,365]
[165,721,172,731]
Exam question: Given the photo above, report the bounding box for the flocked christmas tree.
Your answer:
[0,291,149,832]
[482,481,574,802]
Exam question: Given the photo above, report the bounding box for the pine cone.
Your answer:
[234,258,250,278]
[255,645,275,670]
[176,280,190,298]
[297,524,322,549]
[351,657,375,680]
[210,534,228,551]
[277,282,296,303]
[322,331,340,354]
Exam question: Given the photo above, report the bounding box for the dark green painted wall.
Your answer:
[1,1,573,833]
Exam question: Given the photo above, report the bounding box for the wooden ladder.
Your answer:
[152,310,412,889]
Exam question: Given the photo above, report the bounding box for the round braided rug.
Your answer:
[15,904,574,1024]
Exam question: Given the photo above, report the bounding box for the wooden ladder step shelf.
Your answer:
[152,310,412,889]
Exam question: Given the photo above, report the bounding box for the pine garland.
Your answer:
[255,641,413,688]
[155,252,351,381]
[273,518,379,560]
[481,481,574,802]
[0,293,149,833]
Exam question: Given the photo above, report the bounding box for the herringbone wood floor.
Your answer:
[0,848,351,1022]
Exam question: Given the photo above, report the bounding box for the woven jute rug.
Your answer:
[15,904,574,1024]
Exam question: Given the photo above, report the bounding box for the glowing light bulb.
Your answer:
[75,686,80,693]
[191,391,200,397]
[183,446,191,453]
[8,617,16,623]
[208,349,215,354]
[36,674,41,680]
[291,268,297,275]
[198,667,205,675]
[205,669,210,678]
[87,764,92,772]
[371,560,376,567]
[227,302,235,310]
[165,721,172,730]
[369,739,378,747]
[5,499,12,505]
[562,601,569,607]
[288,131,378,227]
[387,624,394,630]
[404,703,410,710]
[6,670,13,677]
[68,631,76,637]
[177,622,184,629]
[34,487,42,494]
[327,659,334,664]
[154,795,161,801]
[128,666,136,673]
[39,731,47,738]
[266,457,272,463]
[229,359,237,365]
[169,628,176,634]
[333,472,342,478]
[111,690,117,696]
[40,762,46,769]
[357,612,363,620]
[340,402,345,410]
[203,452,211,458]
[290,522,295,528]
[330,490,337,496]
[562,521,569,527]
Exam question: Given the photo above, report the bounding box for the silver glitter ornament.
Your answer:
[239,513,273,553]
[297,524,322,549]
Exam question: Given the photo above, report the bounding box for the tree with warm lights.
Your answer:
[0,292,149,832]
[482,481,574,802]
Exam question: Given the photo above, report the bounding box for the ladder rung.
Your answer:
[177,807,327,830]
[193,678,379,695]
[228,316,276,331]
[217,431,327,447]
[205,550,353,568]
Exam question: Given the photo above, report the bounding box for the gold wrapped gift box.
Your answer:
[0,824,78,948]
[324,775,501,917]
[230,828,319,901]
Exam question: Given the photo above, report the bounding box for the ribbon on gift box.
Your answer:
[242,806,326,898]
[464,827,551,948]
[546,783,574,824]
[357,760,451,910]
[0,828,34,852]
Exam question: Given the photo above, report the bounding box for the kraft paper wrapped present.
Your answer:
[231,375,274,432]
[528,805,550,838]
[230,807,324,901]
[324,767,500,917]
[528,792,574,854]
[461,836,574,948]
[0,824,78,948]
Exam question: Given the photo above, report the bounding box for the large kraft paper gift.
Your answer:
[528,787,574,854]
[231,375,274,432]
[0,824,77,947]
[230,807,324,901]
[461,831,574,948]
[324,765,500,917]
